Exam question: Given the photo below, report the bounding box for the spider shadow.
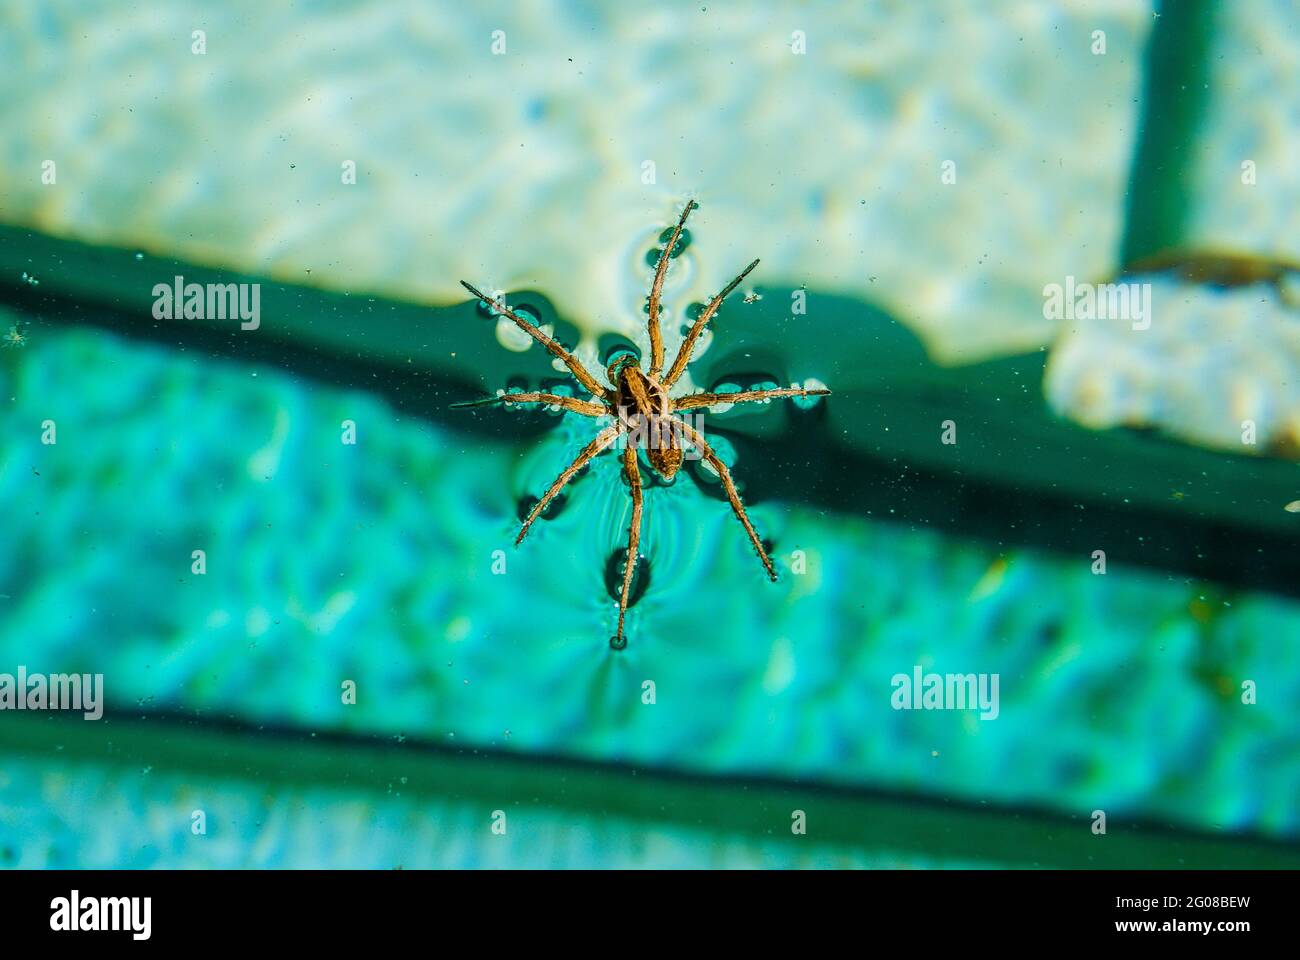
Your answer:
[3,223,1297,602]
[661,284,1300,601]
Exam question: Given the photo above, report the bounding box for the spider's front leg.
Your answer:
[612,443,644,650]
[450,392,608,417]
[647,200,697,377]
[661,258,759,388]
[460,281,611,401]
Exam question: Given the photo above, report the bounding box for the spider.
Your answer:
[1,322,29,348]
[455,200,830,649]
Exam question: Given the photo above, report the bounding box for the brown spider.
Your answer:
[456,200,830,649]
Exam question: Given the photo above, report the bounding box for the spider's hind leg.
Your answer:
[611,444,644,650]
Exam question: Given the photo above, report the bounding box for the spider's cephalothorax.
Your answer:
[455,200,831,649]
[607,353,682,481]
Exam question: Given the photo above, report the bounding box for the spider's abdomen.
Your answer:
[647,442,682,480]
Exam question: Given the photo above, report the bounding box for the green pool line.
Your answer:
[3,712,1297,869]
[3,222,1299,597]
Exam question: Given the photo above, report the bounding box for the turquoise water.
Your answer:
[2,316,1299,867]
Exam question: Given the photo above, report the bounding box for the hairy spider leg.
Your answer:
[672,387,831,410]
[647,200,698,377]
[459,281,610,400]
[451,392,608,417]
[661,258,760,388]
[515,422,622,545]
[613,444,644,649]
[675,418,776,581]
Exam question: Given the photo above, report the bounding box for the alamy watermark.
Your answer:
[891,665,1000,720]
[1043,275,1151,330]
[611,409,705,457]
[51,891,151,940]
[0,666,103,719]
[152,275,260,330]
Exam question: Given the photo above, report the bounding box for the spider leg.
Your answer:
[460,281,611,401]
[661,258,759,388]
[674,417,776,581]
[672,387,831,411]
[516,422,621,546]
[613,444,644,649]
[451,392,608,417]
[647,200,698,378]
